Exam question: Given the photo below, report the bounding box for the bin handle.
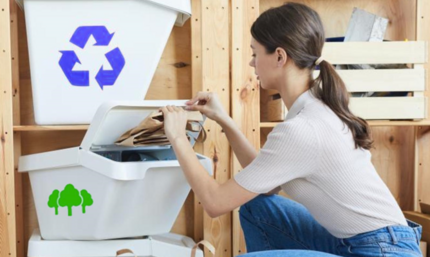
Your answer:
[191,240,215,257]
[116,249,137,257]
[115,240,214,257]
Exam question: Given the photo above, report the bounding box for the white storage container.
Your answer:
[17,0,191,124]
[18,100,212,241]
[27,229,204,257]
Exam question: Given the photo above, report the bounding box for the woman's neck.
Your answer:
[278,67,311,110]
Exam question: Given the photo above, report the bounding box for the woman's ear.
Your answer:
[275,47,287,67]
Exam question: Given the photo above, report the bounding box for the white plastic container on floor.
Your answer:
[17,0,191,125]
[27,229,204,257]
[18,100,212,241]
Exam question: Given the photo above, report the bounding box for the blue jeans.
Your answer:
[239,195,423,257]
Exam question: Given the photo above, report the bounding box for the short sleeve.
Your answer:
[234,117,319,194]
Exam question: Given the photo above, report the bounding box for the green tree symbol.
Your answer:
[58,184,82,217]
[80,190,93,214]
[48,190,60,215]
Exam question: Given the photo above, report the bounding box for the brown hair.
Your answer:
[251,2,373,150]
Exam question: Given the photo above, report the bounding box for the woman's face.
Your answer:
[249,38,281,90]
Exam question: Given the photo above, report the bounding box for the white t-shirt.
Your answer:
[234,90,407,238]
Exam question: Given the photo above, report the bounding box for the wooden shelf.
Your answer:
[13,125,89,131]
[260,120,430,128]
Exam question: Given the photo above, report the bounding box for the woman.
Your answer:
[160,3,422,257]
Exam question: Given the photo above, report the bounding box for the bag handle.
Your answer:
[116,249,137,257]
[115,239,215,257]
[191,240,215,257]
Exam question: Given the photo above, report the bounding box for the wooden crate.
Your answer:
[265,41,428,121]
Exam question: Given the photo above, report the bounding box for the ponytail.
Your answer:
[310,60,373,150]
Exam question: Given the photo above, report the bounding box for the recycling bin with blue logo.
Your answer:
[18,100,212,242]
[16,0,191,125]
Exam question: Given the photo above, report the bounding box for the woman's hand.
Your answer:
[185,92,229,123]
[160,105,188,142]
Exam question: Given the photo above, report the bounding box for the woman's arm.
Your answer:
[170,134,258,218]
[217,115,258,168]
[186,92,258,168]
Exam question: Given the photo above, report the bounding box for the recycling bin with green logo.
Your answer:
[18,100,212,241]
[15,0,191,125]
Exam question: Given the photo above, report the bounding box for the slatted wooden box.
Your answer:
[266,41,428,121]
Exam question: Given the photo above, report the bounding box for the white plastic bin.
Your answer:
[18,100,212,240]
[27,229,204,257]
[17,0,191,125]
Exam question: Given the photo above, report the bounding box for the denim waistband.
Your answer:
[341,219,422,246]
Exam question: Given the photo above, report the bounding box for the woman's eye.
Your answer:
[252,54,256,57]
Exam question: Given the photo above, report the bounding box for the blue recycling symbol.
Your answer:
[59,26,125,90]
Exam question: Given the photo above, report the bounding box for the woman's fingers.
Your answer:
[186,91,211,105]
[162,105,186,113]
[160,106,168,114]
[185,104,204,112]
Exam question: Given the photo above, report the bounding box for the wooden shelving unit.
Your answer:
[2,1,430,257]
[13,125,89,131]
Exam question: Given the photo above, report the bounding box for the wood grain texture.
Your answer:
[10,1,23,256]
[201,0,231,256]
[370,127,415,211]
[231,0,260,255]
[417,0,430,210]
[191,0,204,244]
[0,0,17,255]
[261,0,416,40]
[145,19,192,100]
[417,127,430,208]
[13,125,89,131]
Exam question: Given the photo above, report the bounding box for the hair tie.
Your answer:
[315,56,324,65]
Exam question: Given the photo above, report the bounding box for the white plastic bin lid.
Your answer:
[15,0,191,26]
[18,100,204,177]
[80,100,189,151]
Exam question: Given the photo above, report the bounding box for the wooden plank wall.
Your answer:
[417,0,430,210]
[4,0,430,257]
[200,0,232,256]
[0,0,17,256]
[10,0,24,256]
[231,0,260,256]
[191,0,205,245]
